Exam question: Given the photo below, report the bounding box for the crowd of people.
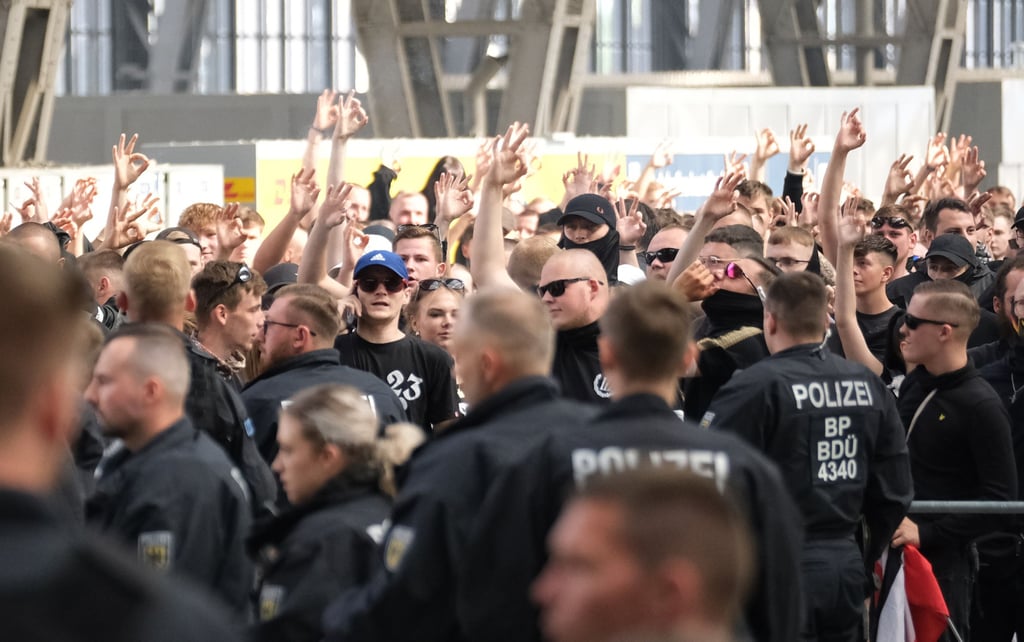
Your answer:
[2,88,1024,642]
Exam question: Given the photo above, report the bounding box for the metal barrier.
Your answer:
[909,501,1024,515]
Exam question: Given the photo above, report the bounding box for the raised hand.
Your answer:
[216,202,244,253]
[319,183,355,228]
[772,196,799,230]
[289,168,321,218]
[312,89,340,131]
[837,196,866,248]
[925,132,950,171]
[434,171,474,225]
[112,133,152,189]
[649,140,673,169]
[754,128,781,164]
[615,196,646,246]
[673,260,717,302]
[700,171,744,222]
[105,194,162,249]
[21,177,48,222]
[474,138,496,184]
[0,212,11,237]
[835,108,867,153]
[884,154,915,201]
[333,90,369,140]
[340,218,369,270]
[800,192,821,229]
[967,191,993,217]
[723,150,748,177]
[962,145,987,194]
[488,121,531,187]
[51,207,79,239]
[789,124,815,170]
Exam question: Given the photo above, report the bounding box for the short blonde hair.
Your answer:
[123,241,192,320]
[178,202,222,232]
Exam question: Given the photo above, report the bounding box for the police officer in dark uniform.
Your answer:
[85,324,253,614]
[322,288,597,642]
[458,281,804,642]
[703,272,913,642]
[119,240,277,517]
[248,384,395,641]
[0,244,241,640]
[242,284,406,464]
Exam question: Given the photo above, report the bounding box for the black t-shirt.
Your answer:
[335,333,458,430]
[827,306,902,363]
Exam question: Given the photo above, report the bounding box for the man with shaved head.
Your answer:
[7,222,63,264]
[324,287,597,641]
[539,249,612,403]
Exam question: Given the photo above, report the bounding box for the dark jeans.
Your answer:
[801,538,864,642]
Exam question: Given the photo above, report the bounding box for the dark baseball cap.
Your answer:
[557,194,616,229]
[260,262,298,309]
[926,234,978,268]
[156,226,201,247]
[1013,206,1024,230]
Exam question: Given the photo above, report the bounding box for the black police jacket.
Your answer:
[551,321,612,404]
[704,343,913,564]
[248,476,391,642]
[458,393,804,642]
[242,349,407,463]
[176,329,278,517]
[86,418,253,613]
[1,488,243,641]
[322,376,597,642]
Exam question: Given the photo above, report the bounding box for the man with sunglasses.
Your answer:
[192,261,267,386]
[893,279,1017,641]
[336,250,458,431]
[681,225,777,420]
[242,284,406,464]
[641,225,686,281]
[539,249,612,404]
[870,205,918,280]
[703,272,912,642]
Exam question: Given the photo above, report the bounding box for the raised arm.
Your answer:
[98,133,151,248]
[253,169,319,273]
[472,123,529,290]
[749,128,780,183]
[299,182,357,299]
[614,197,646,268]
[433,171,474,255]
[834,197,883,376]
[304,89,338,171]
[817,109,866,265]
[665,171,745,285]
[322,92,369,262]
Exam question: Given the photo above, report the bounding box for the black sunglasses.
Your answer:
[639,248,679,265]
[211,264,253,300]
[537,277,599,298]
[870,216,911,229]
[904,313,959,330]
[766,256,810,269]
[415,278,465,299]
[357,276,407,294]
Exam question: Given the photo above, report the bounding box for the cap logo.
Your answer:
[596,206,604,214]
[370,253,386,262]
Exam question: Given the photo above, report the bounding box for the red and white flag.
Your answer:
[874,545,950,642]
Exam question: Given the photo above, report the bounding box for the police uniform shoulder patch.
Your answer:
[259,584,285,621]
[138,531,174,571]
[384,525,415,572]
[699,411,714,430]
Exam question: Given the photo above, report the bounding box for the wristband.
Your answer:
[619,245,636,251]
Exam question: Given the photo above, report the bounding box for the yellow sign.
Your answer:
[224,176,256,203]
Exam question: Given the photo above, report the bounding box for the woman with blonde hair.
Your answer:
[248,383,422,641]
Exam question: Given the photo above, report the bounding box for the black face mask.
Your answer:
[559,229,621,285]
[701,288,764,326]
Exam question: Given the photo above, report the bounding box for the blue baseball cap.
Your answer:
[354,250,408,280]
